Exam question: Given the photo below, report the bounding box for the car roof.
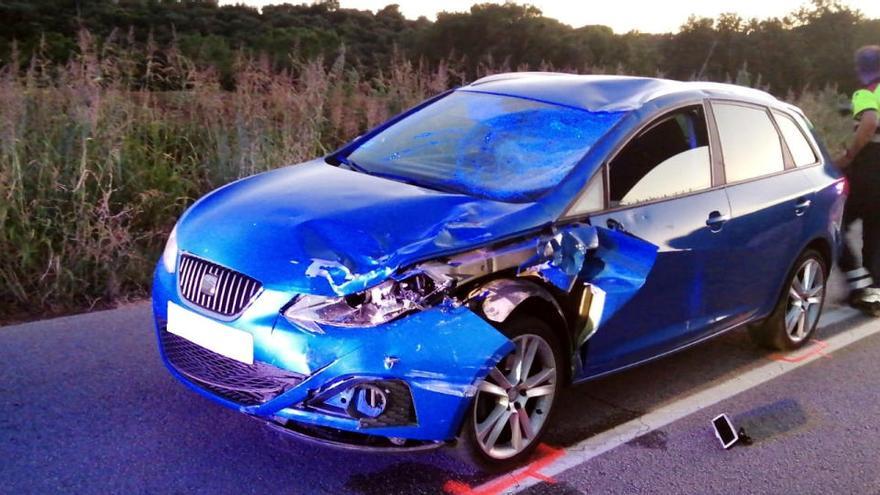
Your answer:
[463,72,779,113]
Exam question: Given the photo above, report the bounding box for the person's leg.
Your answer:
[862,204,880,289]
[840,200,873,298]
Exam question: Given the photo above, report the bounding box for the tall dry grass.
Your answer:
[0,31,449,320]
[0,30,852,321]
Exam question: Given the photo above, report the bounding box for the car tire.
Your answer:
[456,315,562,472]
[749,249,828,351]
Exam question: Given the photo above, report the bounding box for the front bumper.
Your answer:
[152,263,514,444]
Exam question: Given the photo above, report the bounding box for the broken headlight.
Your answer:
[283,273,448,330]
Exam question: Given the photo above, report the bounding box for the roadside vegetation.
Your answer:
[0,1,859,321]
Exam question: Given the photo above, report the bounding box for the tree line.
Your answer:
[1,0,879,94]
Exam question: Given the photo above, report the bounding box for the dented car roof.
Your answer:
[464,73,779,113]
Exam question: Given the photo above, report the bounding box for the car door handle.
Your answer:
[706,211,729,232]
[795,197,812,216]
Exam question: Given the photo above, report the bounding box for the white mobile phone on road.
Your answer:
[712,413,739,449]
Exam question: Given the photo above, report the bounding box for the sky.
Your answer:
[219,0,880,33]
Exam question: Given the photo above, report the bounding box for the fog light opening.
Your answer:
[305,378,417,428]
[350,384,388,419]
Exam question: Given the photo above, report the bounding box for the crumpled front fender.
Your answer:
[246,304,515,441]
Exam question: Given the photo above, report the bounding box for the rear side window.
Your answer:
[712,103,785,182]
[609,106,712,207]
[773,111,818,167]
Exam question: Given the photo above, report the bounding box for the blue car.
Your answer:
[152,73,845,469]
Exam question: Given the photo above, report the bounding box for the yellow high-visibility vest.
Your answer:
[852,83,880,118]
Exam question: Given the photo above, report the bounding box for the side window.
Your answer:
[609,106,712,207]
[712,102,785,182]
[773,111,818,167]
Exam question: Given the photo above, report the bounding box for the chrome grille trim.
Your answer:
[177,254,262,318]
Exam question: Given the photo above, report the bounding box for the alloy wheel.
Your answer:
[785,258,825,343]
[472,333,557,460]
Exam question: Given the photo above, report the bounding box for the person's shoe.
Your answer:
[852,288,880,316]
[861,288,880,303]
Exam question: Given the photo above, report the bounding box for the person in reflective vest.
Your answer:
[836,45,880,315]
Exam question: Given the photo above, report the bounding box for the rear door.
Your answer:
[710,101,815,323]
[579,103,733,374]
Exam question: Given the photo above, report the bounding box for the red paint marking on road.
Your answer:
[443,480,474,495]
[769,339,830,363]
[442,444,565,495]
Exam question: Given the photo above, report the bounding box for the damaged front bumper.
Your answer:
[152,264,515,448]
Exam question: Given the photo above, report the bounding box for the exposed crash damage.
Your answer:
[281,220,659,371]
[265,223,659,452]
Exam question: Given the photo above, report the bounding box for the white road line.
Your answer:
[499,307,878,494]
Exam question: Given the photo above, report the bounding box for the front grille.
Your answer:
[178,254,261,317]
[160,329,305,406]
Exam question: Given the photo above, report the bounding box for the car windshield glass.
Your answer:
[345,91,625,202]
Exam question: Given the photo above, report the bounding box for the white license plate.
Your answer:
[166,302,254,364]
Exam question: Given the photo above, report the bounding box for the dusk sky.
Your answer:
[219,0,880,34]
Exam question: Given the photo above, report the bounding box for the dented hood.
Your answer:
[176,160,554,296]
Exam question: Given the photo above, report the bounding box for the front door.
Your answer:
[580,104,733,375]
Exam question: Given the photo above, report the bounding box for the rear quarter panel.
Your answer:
[799,161,846,263]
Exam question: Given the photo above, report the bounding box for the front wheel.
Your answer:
[457,315,561,471]
[749,249,827,350]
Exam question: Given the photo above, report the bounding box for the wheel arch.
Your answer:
[756,235,832,324]
[803,236,833,275]
[465,277,575,384]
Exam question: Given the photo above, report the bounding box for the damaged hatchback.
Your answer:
[152,73,845,469]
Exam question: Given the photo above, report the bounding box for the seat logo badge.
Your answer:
[199,272,219,297]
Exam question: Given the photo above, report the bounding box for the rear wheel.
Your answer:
[457,316,561,472]
[749,249,827,350]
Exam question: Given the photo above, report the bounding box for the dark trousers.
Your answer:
[840,201,880,290]
[841,143,880,290]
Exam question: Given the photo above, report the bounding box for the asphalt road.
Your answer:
[2,282,880,494]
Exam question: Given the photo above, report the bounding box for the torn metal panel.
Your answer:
[522,223,657,329]
[518,224,600,292]
[581,226,659,327]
